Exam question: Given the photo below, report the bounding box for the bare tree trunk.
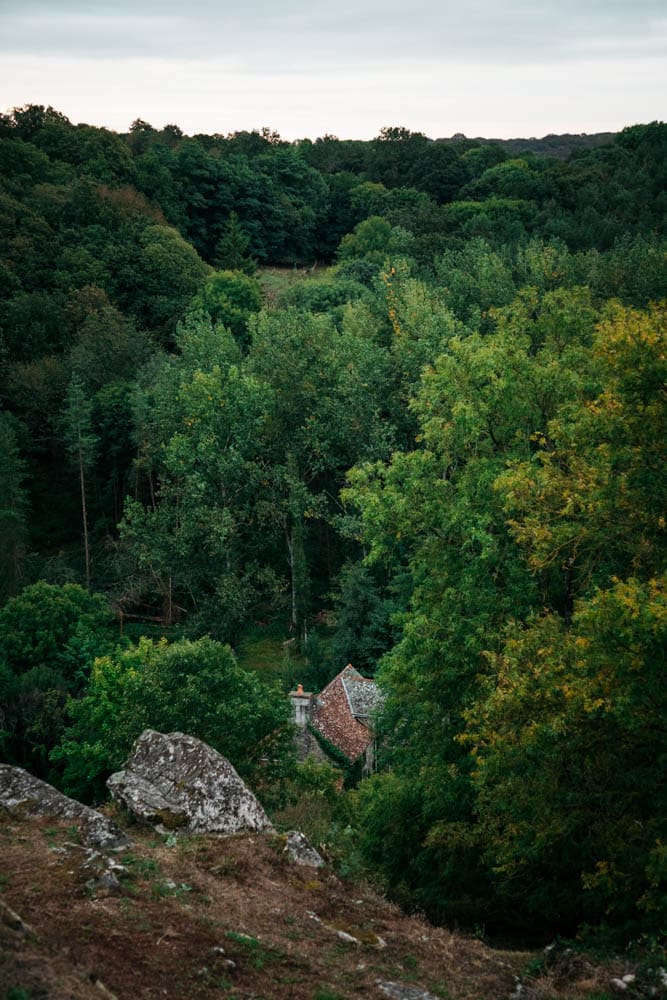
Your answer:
[148,468,156,512]
[285,526,297,632]
[78,431,91,590]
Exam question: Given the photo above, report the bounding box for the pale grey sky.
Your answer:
[0,1,664,138]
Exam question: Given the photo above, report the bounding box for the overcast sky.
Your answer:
[0,0,664,139]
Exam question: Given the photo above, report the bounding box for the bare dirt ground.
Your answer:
[0,813,634,1000]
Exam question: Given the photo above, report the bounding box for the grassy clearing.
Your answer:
[235,619,306,686]
[258,264,333,309]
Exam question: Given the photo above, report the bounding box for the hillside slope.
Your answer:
[0,812,639,1000]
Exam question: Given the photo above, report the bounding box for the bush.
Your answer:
[0,581,114,777]
[53,635,293,802]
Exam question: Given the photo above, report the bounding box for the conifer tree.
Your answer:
[213,211,257,274]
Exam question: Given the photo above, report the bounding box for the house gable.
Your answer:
[310,665,381,764]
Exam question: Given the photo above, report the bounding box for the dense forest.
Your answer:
[1,105,665,948]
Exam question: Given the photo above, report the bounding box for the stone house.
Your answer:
[289,664,382,775]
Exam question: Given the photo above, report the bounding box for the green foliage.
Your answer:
[327,561,399,675]
[307,724,364,788]
[465,576,667,934]
[272,756,345,839]
[461,304,667,935]
[434,238,515,328]
[132,224,210,333]
[212,211,257,274]
[54,635,293,802]
[462,157,553,202]
[441,196,537,244]
[1,106,666,946]
[345,289,596,928]
[0,581,112,681]
[67,289,154,393]
[190,269,262,347]
[279,273,369,318]
[63,375,98,588]
[0,413,29,603]
[499,302,666,593]
[6,988,32,1000]
[0,582,114,776]
[337,216,415,266]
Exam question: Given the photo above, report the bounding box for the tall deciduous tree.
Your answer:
[0,581,113,776]
[348,289,599,927]
[63,376,98,590]
[465,304,667,935]
[54,636,292,802]
[0,413,29,603]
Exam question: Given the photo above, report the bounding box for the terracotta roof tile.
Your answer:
[311,665,380,763]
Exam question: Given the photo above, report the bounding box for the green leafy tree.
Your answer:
[63,376,98,590]
[465,575,667,936]
[462,303,667,937]
[117,315,272,635]
[366,126,429,189]
[337,216,415,266]
[190,270,262,348]
[0,581,113,776]
[54,636,293,802]
[123,223,210,334]
[434,237,516,329]
[118,305,392,641]
[0,413,29,603]
[346,288,598,926]
[247,306,394,637]
[67,288,154,393]
[441,197,537,245]
[498,302,667,599]
[462,157,553,202]
[328,560,400,675]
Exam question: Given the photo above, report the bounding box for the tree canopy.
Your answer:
[0,105,665,945]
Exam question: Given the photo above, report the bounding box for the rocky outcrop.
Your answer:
[107,729,274,836]
[284,830,324,867]
[377,983,440,1000]
[0,764,129,849]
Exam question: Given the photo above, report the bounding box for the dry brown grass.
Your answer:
[0,812,634,1000]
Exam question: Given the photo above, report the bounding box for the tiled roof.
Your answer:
[311,665,380,763]
[341,667,383,719]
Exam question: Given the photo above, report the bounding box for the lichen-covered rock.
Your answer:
[0,765,129,849]
[285,830,324,867]
[107,730,274,836]
[377,983,440,1000]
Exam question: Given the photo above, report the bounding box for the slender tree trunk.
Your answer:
[65,377,97,592]
[148,468,156,512]
[285,526,297,632]
[285,453,310,645]
[78,430,91,590]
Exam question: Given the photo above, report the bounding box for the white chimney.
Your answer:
[289,683,312,726]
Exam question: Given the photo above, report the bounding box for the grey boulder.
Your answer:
[0,764,129,849]
[285,830,324,867]
[107,729,274,836]
[377,984,440,1000]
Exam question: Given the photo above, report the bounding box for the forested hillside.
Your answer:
[1,106,665,948]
